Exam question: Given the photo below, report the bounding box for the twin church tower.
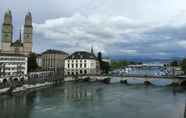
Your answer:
[1,9,32,55]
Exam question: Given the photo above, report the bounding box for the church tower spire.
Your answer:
[1,9,13,53]
[23,11,33,53]
[2,9,13,43]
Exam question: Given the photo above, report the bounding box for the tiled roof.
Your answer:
[42,49,68,55]
[65,51,97,60]
[11,40,23,47]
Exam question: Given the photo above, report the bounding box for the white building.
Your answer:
[65,51,100,76]
[0,53,28,77]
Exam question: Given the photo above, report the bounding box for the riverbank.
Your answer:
[0,82,54,95]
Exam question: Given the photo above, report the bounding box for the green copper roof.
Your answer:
[11,40,23,47]
[5,9,12,16]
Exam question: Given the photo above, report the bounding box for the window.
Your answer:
[80,70,83,74]
[84,70,87,74]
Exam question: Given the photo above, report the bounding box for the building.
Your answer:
[0,53,28,77]
[36,54,42,67]
[41,49,68,71]
[65,51,100,76]
[166,66,184,76]
[1,9,32,55]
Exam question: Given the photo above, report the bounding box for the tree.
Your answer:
[97,52,110,74]
[181,59,186,74]
[102,61,110,74]
[170,60,179,67]
[111,60,129,69]
[28,53,38,72]
[110,60,142,69]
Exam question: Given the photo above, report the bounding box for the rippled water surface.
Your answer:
[0,82,186,118]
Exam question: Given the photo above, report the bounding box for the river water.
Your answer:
[0,82,186,118]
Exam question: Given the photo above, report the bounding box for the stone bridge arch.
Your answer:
[2,78,8,85]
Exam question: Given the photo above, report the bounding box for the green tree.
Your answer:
[97,52,110,74]
[28,53,38,72]
[111,60,129,69]
[181,59,186,74]
[111,60,142,69]
[102,61,110,74]
[170,60,179,67]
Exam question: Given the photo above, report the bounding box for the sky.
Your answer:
[1,0,186,60]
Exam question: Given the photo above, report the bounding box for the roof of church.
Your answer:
[65,51,97,60]
[26,12,32,17]
[11,40,23,47]
[42,49,68,55]
[5,9,12,16]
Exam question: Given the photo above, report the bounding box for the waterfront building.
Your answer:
[0,53,28,77]
[36,54,42,67]
[166,66,184,76]
[1,9,32,55]
[41,49,68,71]
[64,51,100,76]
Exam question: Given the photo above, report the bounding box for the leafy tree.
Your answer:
[28,53,38,72]
[102,61,110,74]
[111,60,142,69]
[97,52,102,62]
[97,52,110,74]
[181,59,186,74]
[111,60,129,69]
[170,60,179,67]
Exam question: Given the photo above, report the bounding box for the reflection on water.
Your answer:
[0,82,185,118]
[0,92,36,118]
[63,83,95,101]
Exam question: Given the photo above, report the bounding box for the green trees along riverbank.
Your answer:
[111,60,142,70]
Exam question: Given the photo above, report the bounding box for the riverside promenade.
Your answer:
[0,71,64,95]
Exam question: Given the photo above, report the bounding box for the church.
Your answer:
[1,9,32,55]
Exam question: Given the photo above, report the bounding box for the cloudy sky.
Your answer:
[1,0,186,59]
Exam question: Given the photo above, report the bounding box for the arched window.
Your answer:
[84,70,87,74]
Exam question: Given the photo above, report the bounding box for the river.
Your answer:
[0,82,185,118]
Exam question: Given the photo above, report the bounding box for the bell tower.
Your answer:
[1,9,13,52]
[23,11,32,54]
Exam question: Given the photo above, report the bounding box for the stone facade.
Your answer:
[1,9,32,55]
[41,49,68,71]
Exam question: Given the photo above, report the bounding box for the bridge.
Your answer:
[65,74,186,87]
[127,64,165,68]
